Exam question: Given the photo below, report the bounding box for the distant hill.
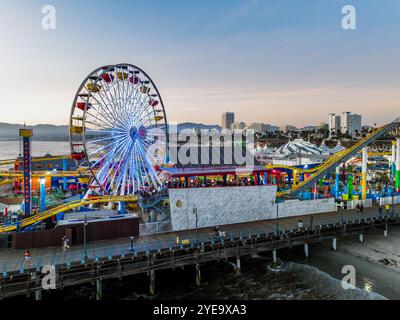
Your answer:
[0,123,69,141]
[0,122,222,141]
[172,122,222,133]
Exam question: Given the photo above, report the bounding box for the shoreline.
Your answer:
[301,226,400,299]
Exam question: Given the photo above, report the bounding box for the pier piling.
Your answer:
[149,270,156,296]
[236,256,241,274]
[272,249,277,264]
[195,263,201,286]
[34,272,42,301]
[304,243,309,259]
[95,279,102,300]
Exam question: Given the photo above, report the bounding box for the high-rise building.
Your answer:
[341,112,362,136]
[222,112,235,129]
[328,113,341,135]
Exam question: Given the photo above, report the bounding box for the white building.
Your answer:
[328,113,341,135]
[341,112,362,136]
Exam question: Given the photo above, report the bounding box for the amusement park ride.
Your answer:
[0,63,400,233]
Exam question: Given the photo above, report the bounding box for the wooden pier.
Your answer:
[0,205,399,299]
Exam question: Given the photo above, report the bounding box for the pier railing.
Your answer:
[1,210,399,277]
[139,221,172,236]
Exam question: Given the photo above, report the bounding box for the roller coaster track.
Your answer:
[285,118,400,196]
[0,170,86,178]
[0,195,138,233]
[0,155,71,166]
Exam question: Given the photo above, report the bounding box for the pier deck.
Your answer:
[0,205,399,299]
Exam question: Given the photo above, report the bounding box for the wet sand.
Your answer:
[303,225,400,299]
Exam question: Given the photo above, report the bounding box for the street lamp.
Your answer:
[130,236,135,252]
[193,206,198,245]
[275,199,279,234]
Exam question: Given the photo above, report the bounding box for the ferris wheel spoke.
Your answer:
[85,109,119,131]
[105,140,133,193]
[88,88,124,127]
[133,142,152,188]
[102,81,132,130]
[137,140,162,188]
[90,135,130,170]
[94,86,130,131]
[95,139,131,191]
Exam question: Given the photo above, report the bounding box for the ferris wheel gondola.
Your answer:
[69,63,168,196]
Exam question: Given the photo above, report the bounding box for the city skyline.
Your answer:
[1,1,400,127]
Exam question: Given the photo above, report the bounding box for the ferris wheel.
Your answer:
[69,63,168,196]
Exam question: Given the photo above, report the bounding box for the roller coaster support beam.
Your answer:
[62,159,68,190]
[335,165,340,199]
[396,138,400,191]
[391,141,396,180]
[361,147,368,200]
[293,170,298,187]
[40,177,46,212]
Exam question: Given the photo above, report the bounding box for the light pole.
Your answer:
[130,236,134,252]
[193,206,198,245]
[83,214,88,260]
[275,199,279,234]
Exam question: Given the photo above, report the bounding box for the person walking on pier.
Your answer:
[62,235,71,252]
[24,249,31,264]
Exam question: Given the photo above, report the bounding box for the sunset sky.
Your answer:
[0,0,399,127]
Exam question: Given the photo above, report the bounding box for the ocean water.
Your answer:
[44,256,385,300]
[0,141,70,159]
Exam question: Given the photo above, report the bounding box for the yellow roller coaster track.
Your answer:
[285,119,400,196]
[0,195,138,233]
[0,155,71,166]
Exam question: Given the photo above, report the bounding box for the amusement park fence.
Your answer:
[139,221,172,236]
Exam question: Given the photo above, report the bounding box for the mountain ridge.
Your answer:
[0,122,222,141]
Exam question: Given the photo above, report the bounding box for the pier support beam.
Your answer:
[272,249,277,264]
[149,270,156,296]
[361,147,368,200]
[195,262,201,287]
[34,272,42,301]
[235,256,241,274]
[332,238,337,251]
[304,243,309,259]
[384,223,388,237]
[95,279,102,300]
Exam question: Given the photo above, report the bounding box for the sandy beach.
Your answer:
[304,225,400,299]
